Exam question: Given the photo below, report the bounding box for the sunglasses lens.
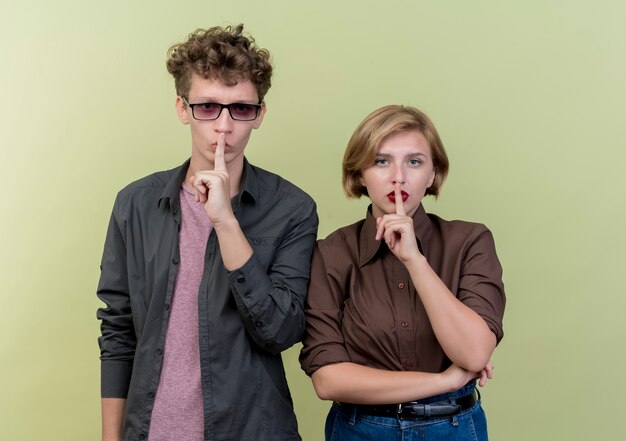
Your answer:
[193,103,221,119]
[229,103,259,121]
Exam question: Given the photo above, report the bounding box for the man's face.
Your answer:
[176,73,266,171]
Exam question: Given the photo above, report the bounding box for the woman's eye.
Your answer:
[375,158,389,166]
[408,159,422,166]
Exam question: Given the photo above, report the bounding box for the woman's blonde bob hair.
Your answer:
[342,105,449,198]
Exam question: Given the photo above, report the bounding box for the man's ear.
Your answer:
[253,102,267,129]
[175,96,190,125]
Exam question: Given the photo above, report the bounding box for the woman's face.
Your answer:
[360,130,435,218]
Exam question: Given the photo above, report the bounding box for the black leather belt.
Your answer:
[340,392,477,419]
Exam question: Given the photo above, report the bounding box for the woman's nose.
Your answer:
[392,164,405,184]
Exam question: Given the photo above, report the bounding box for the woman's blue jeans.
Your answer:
[324,382,488,441]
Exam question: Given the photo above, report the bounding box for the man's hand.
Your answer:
[189,133,252,270]
[191,133,236,225]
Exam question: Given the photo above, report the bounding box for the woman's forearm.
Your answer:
[405,255,496,372]
[311,362,473,405]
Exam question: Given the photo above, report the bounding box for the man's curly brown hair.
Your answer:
[166,24,272,101]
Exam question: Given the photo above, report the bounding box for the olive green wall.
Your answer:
[2,1,624,440]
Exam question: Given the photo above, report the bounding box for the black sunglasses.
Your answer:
[182,97,262,121]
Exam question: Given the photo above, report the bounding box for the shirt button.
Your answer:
[164,304,170,311]
[253,238,261,245]
[401,321,409,328]
[172,257,179,264]
[148,392,155,399]
[255,320,264,328]
[398,282,405,289]
[139,434,146,440]
[156,348,163,355]
[237,275,245,283]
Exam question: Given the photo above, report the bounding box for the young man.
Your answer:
[97,25,318,441]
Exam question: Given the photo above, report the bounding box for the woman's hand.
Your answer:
[441,364,476,392]
[375,183,422,263]
[476,360,494,387]
[442,360,494,392]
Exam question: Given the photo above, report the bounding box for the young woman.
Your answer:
[300,105,506,440]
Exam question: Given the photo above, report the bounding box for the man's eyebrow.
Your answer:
[189,97,259,104]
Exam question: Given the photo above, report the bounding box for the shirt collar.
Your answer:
[158,159,190,218]
[237,157,258,205]
[358,203,433,267]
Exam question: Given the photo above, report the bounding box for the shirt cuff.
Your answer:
[101,360,133,398]
[301,346,352,377]
[227,254,273,307]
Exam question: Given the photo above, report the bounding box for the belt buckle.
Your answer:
[398,402,422,419]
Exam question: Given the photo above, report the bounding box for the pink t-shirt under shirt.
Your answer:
[148,185,212,441]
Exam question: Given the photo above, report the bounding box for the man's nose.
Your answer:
[214,107,234,132]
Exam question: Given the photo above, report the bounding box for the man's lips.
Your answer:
[387,191,409,202]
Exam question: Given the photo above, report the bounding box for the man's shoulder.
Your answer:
[118,165,179,196]
[116,163,183,198]
[112,163,184,213]
[248,163,314,206]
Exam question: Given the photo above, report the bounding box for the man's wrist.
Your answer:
[212,214,240,234]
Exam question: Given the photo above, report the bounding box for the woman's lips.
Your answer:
[387,190,409,202]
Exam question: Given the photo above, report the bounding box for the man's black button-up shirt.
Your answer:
[97,158,318,441]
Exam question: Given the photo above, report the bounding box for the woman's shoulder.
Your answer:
[313,219,366,275]
[428,212,495,240]
[318,218,366,249]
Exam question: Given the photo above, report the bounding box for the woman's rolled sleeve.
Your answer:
[457,228,506,343]
[300,242,352,376]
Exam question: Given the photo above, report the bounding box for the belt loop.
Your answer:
[424,404,431,418]
[348,404,357,426]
